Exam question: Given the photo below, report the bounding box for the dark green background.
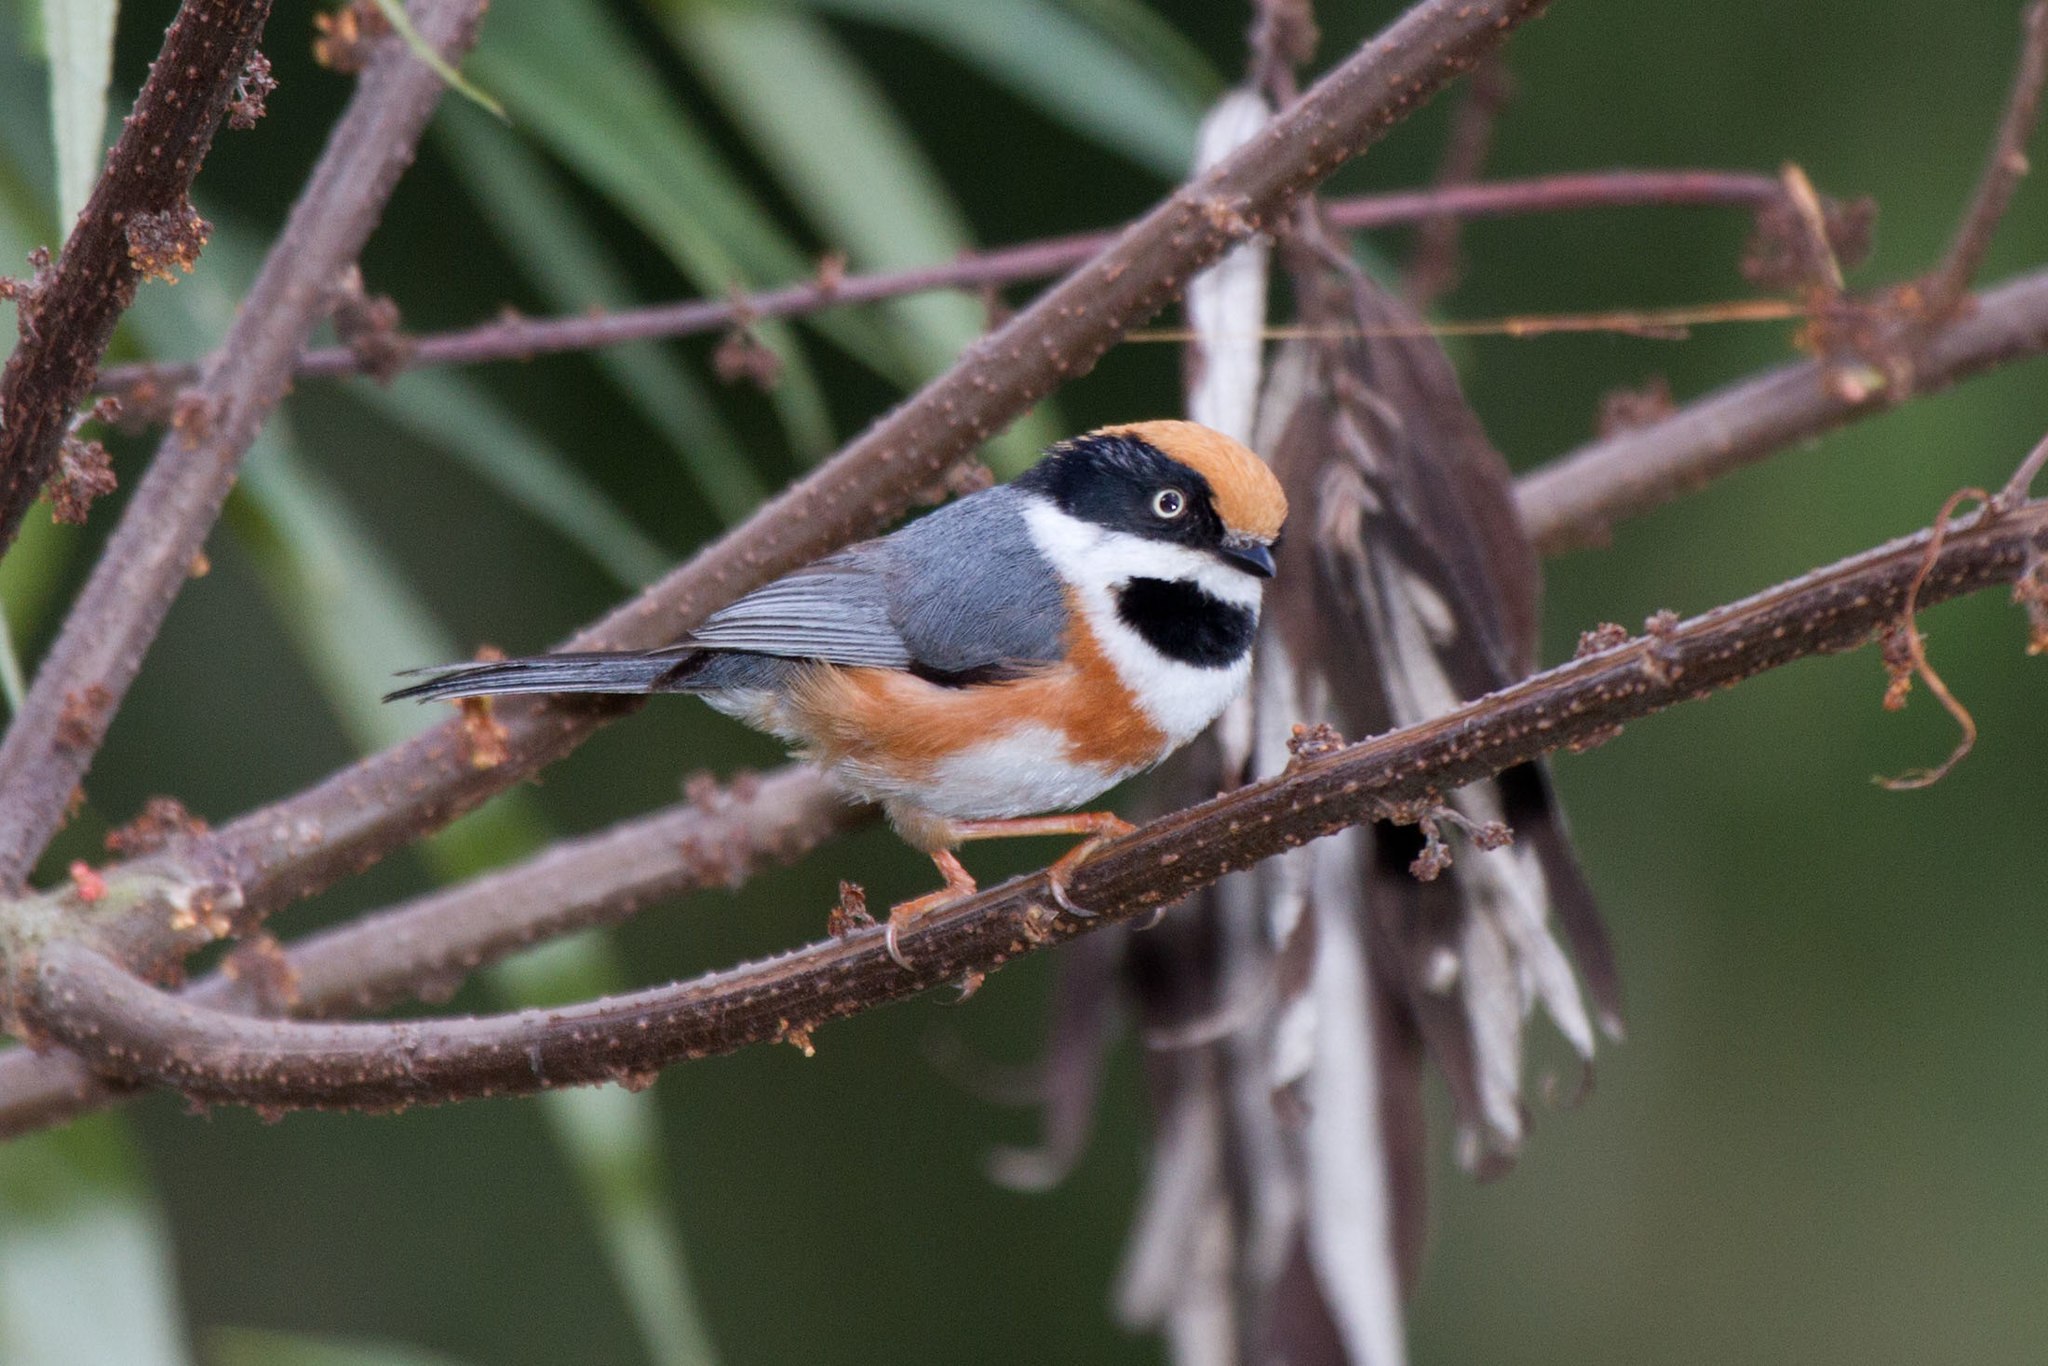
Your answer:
[3,1,2045,1363]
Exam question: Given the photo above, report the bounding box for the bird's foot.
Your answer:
[885,849,979,970]
[1038,815,1136,920]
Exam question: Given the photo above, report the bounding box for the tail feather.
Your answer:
[384,650,695,703]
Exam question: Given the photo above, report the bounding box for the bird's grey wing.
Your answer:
[687,488,1068,678]
[880,488,1068,679]
[686,553,913,669]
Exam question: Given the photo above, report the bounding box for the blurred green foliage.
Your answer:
[0,1,2044,1363]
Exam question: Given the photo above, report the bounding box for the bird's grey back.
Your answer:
[681,487,1067,691]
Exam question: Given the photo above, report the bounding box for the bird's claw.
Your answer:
[1046,871,1096,919]
[884,916,915,971]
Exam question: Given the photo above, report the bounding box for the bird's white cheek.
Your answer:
[1022,499,1265,745]
[1023,504,1265,608]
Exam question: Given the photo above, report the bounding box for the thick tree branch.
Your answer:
[0,0,492,890]
[0,765,853,1136]
[1518,265,2048,552]
[44,0,1560,982]
[14,496,2045,1114]
[92,168,1796,409]
[0,0,274,554]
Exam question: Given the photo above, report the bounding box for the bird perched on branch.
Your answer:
[390,420,1287,964]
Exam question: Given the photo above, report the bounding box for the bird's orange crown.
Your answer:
[1097,420,1287,540]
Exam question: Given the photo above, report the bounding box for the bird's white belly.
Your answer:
[839,723,1128,821]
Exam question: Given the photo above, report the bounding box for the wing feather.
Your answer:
[686,489,1067,677]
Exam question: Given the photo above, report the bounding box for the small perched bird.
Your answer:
[390,420,1287,963]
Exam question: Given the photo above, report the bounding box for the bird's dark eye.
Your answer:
[1152,488,1186,519]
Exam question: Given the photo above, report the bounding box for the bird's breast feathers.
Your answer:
[1018,496,1260,746]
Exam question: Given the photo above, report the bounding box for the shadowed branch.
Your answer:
[12,494,2043,1115]
[19,0,1564,987]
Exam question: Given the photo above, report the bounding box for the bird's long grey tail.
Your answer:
[384,650,695,703]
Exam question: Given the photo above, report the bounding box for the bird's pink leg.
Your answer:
[946,811,1137,918]
[882,813,1136,968]
[885,848,979,969]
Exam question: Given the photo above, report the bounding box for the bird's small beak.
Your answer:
[1219,538,1276,578]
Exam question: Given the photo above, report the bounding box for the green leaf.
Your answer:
[801,0,1211,178]
[38,0,116,231]
[0,7,58,239]
[221,441,546,874]
[662,0,1057,467]
[435,106,767,525]
[468,0,843,455]
[0,599,25,713]
[365,0,505,120]
[493,939,723,1366]
[209,1328,473,1366]
[1055,0,1221,110]
[227,427,451,749]
[351,370,673,591]
[0,1115,191,1366]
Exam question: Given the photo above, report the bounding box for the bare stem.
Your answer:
[89,168,1793,414]
[1920,0,2048,324]
[0,766,853,1136]
[18,496,2046,1115]
[45,0,1561,984]
[1518,266,2048,553]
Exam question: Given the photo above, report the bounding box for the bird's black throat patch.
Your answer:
[1115,577,1255,669]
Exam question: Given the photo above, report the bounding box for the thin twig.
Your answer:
[16,497,2047,1115]
[0,0,276,554]
[1995,429,2048,509]
[42,0,1562,984]
[89,169,1797,415]
[0,0,493,891]
[1518,266,2048,553]
[1919,0,2048,325]
[0,766,854,1136]
[1405,53,1513,307]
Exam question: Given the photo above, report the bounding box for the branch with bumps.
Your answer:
[7,487,2043,1119]
[0,0,276,553]
[0,0,1569,988]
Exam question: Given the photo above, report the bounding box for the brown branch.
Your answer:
[47,0,1560,983]
[1919,0,2048,325]
[1517,265,2048,553]
[90,168,1795,414]
[17,496,2046,1115]
[0,0,492,890]
[0,0,275,555]
[0,766,854,1137]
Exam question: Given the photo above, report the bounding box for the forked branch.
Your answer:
[27,0,1564,983]
[15,495,2044,1115]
